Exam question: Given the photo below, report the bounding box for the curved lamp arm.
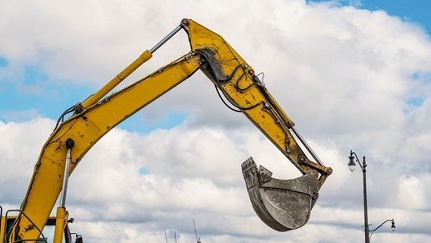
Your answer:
[369,219,396,238]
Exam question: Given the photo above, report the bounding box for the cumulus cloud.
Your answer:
[1,0,431,242]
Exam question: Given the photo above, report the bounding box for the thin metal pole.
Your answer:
[361,156,370,243]
[150,25,182,54]
[291,126,325,166]
[60,138,75,207]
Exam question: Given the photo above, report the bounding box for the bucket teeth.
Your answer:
[241,157,256,175]
[242,157,259,189]
[241,157,319,231]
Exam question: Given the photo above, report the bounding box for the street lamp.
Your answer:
[369,219,396,238]
[348,151,396,242]
[348,150,370,243]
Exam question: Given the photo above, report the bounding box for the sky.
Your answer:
[1,0,431,242]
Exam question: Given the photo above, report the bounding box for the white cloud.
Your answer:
[0,118,54,203]
[397,175,429,210]
[1,0,431,242]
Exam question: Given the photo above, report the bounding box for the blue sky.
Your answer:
[358,0,430,33]
[308,0,430,33]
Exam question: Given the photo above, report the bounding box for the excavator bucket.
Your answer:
[241,157,319,231]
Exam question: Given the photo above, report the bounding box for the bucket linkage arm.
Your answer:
[181,18,333,232]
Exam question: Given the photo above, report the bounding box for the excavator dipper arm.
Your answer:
[11,18,331,242]
[182,20,332,230]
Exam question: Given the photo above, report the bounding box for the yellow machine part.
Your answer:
[10,18,332,241]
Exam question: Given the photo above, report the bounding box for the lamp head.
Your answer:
[391,219,396,231]
[348,152,356,172]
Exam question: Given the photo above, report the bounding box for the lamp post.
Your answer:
[348,151,396,242]
[348,150,370,243]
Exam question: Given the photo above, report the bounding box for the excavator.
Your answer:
[0,18,332,242]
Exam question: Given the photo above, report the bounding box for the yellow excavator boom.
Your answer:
[5,18,332,242]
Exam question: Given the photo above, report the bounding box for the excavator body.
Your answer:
[0,207,81,243]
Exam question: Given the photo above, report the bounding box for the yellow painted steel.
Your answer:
[8,18,331,242]
[0,216,6,241]
[184,19,331,179]
[53,207,68,243]
[13,54,201,242]
[80,50,153,109]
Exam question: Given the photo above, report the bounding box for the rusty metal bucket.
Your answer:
[241,157,319,231]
